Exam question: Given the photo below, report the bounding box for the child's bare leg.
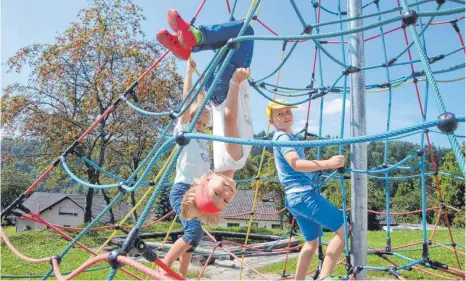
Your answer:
[178,251,194,278]
[319,224,350,279]
[295,239,318,280]
[161,238,192,269]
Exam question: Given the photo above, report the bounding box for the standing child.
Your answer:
[161,60,211,279]
[266,99,350,280]
[156,10,254,222]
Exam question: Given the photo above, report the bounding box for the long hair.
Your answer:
[181,173,222,225]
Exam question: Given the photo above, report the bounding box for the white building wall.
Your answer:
[16,199,84,233]
[220,219,281,229]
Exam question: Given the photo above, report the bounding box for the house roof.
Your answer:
[16,192,130,224]
[221,190,282,222]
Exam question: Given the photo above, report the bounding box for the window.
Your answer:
[272,224,281,229]
[252,223,259,228]
[58,206,78,216]
[227,223,240,228]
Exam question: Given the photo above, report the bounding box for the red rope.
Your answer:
[193,0,207,20]
[225,0,231,14]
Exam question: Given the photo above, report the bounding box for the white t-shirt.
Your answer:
[212,80,253,172]
[174,121,211,185]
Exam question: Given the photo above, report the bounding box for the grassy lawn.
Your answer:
[1,226,464,280]
[258,229,465,280]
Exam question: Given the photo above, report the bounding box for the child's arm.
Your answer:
[179,59,198,125]
[285,152,344,172]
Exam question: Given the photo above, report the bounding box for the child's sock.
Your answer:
[189,26,202,44]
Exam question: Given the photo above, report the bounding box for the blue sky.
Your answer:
[2,0,465,148]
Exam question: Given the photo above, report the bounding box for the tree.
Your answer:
[439,149,465,227]
[2,0,182,222]
[1,165,33,211]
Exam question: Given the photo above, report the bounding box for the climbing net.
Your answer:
[2,0,465,280]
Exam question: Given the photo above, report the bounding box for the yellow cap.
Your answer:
[266,99,298,119]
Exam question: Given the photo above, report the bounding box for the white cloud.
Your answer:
[323,98,350,115]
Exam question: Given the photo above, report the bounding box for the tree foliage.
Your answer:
[2,0,182,222]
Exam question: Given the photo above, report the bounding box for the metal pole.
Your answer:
[348,0,367,279]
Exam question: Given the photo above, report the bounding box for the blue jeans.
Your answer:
[193,21,254,105]
[170,183,203,251]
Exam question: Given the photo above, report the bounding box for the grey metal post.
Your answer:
[348,0,367,279]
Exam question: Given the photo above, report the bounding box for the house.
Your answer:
[220,190,283,229]
[12,192,130,233]
[375,213,399,230]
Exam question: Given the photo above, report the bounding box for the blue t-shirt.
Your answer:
[272,132,315,191]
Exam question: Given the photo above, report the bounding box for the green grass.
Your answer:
[258,229,465,280]
[2,227,464,280]
[0,229,203,280]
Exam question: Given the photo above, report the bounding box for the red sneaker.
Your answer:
[167,9,197,49]
[156,29,191,61]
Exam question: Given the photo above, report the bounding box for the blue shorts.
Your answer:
[170,183,204,251]
[285,189,344,242]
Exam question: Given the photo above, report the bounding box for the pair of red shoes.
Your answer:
[157,10,198,61]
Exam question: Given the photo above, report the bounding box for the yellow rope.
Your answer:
[95,148,177,254]
[238,47,285,281]
[365,77,465,92]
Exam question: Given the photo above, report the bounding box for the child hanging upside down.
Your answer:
[156,7,253,234]
[266,99,350,280]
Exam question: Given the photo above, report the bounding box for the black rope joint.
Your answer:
[1,193,27,219]
[437,112,458,133]
[190,17,196,26]
[303,25,313,34]
[342,66,360,76]
[227,38,239,50]
[319,40,328,44]
[434,171,438,176]
[175,131,191,146]
[53,158,62,167]
[273,87,278,92]
[416,149,424,157]
[114,225,121,230]
[401,10,418,29]
[252,15,258,20]
[282,40,288,51]
[312,1,319,8]
[373,0,380,4]
[451,242,456,247]
[387,267,399,278]
[341,11,347,16]
[248,80,256,87]
[217,241,223,247]
[108,249,125,269]
[424,128,430,133]
[149,180,156,186]
[255,176,260,180]
[451,20,460,32]
[258,82,265,88]
[338,167,345,174]
[428,240,433,246]
[422,243,430,261]
[386,238,392,253]
[429,260,449,270]
[263,135,268,140]
[429,54,445,64]
[439,201,446,210]
[413,70,425,77]
[121,228,139,253]
[250,211,255,216]
[117,182,127,193]
[377,82,391,88]
[382,163,389,169]
[50,255,62,266]
[383,58,397,68]
[436,0,446,5]
[169,110,178,120]
[17,203,31,215]
[63,140,81,158]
